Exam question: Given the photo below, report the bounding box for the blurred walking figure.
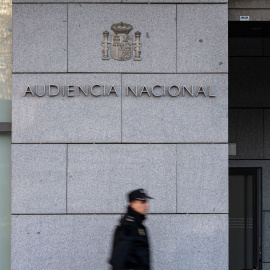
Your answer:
[109,189,153,270]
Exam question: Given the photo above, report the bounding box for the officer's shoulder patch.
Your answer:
[138,228,146,235]
[125,215,135,222]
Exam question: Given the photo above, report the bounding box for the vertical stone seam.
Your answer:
[176,4,178,73]
[66,144,68,213]
[176,144,178,213]
[121,73,123,143]
[67,4,69,73]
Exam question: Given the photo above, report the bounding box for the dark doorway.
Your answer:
[229,168,262,270]
[229,21,270,110]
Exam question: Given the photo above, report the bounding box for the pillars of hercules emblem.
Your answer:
[133,31,141,61]
[102,31,110,60]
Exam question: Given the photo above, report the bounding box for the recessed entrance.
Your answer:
[229,168,262,270]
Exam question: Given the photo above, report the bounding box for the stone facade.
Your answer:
[12,1,228,269]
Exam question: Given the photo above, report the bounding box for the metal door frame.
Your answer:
[229,167,262,270]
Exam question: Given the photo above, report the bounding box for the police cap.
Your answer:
[128,189,153,202]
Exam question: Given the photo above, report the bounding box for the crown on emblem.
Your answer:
[111,22,133,35]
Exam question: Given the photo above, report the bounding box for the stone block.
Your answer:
[12,144,67,214]
[177,4,228,73]
[177,144,228,213]
[13,4,67,72]
[12,74,121,143]
[124,0,227,2]
[122,74,228,143]
[263,212,270,262]
[13,0,226,2]
[263,263,270,269]
[11,215,119,270]
[67,144,177,213]
[147,214,228,270]
[229,57,270,107]
[11,214,228,270]
[13,0,120,2]
[264,110,270,158]
[68,4,176,73]
[229,109,263,159]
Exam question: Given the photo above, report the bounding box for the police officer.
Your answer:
[109,189,153,270]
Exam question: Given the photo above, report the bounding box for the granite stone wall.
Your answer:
[12,1,228,269]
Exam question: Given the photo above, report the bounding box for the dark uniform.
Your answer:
[109,189,153,270]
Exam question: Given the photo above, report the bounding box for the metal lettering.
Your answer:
[23,85,34,97]
[182,85,193,97]
[91,84,101,97]
[108,85,118,96]
[77,85,88,96]
[140,85,150,97]
[151,85,162,97]
[67,85,75,97]
[35,85,46,97]
[126,85,137,96]
[49,85,60,97]
[168,85,180,97]
[22,84,216,99]
[196,86,207,97]
[208,85,215,97]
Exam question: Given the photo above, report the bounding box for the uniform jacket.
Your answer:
[109,206,151,270]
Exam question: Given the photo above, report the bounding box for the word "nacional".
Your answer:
[23,84,216,98]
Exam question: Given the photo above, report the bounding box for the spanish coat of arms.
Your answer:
[102,22,141,61]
